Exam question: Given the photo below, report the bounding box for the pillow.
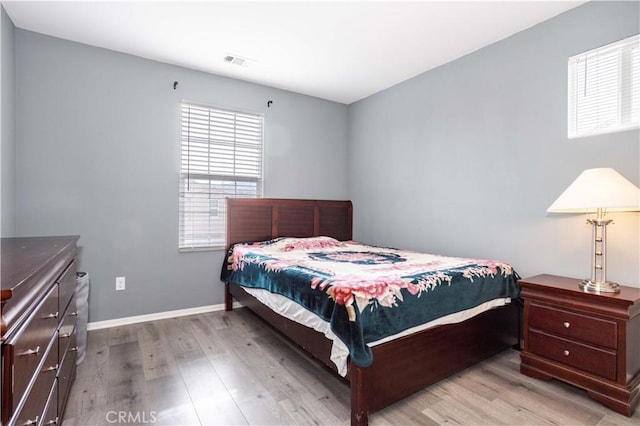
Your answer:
[278,236,343,252]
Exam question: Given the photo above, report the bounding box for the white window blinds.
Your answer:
[179,103,263,250]
[568,34,640,138]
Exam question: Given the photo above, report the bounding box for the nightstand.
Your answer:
[519,274,640,417]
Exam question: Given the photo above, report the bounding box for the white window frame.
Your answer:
[179,102,264,251]
[568,34,640,139]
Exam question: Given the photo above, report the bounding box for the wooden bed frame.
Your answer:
[224,198,520,425]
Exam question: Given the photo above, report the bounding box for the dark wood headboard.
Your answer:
[226,198,353,250]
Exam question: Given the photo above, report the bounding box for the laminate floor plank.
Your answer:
[218,308,270,339]
[260,338,351,424]
[431,378,510,424]
[597,413,640,426]
[252,333,351,418]
[207,353,268,399]
[234,332,341,420]
[369,397,438,426]
[164,316,207,363]
[421,374,512,426]
[191,392,249,426]
[63,408,114,426]
[278,396,346,426]
[422,398,498,425]
[64,308,640,425]
[241,334,347,425]
[186,314,237,360]
[108,323,141,346]
[106,341,148,409]
[138,321,179,381]
[178,357,248,426]
[143,374,201,425]
[453,368,507,401]
[482,351,622,422]
[233,338,305,402]
[64,329,110,419]
[210,348,295,425]
[499,380,605,425]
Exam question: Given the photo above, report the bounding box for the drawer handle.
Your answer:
[43,311,59,319]
[563,321,570,328]
[44,417,59,425]
[563,350,570,357]
[70,311,79,317]
[22,416,40,426]
[60,332,71,338]
[69,346,79,352]
[43,363,59,372]
[18,346,40,357]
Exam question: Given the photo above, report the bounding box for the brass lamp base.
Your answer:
[580,279,621,293]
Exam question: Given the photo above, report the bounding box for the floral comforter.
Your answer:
[221,236,520,367]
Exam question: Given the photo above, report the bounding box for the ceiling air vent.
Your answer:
[223,54,248,67]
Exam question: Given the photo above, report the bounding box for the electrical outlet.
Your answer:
[116,276,126,291]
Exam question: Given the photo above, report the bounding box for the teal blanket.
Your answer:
[221,237,520,367]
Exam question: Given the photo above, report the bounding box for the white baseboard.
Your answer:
[87,301,242,331]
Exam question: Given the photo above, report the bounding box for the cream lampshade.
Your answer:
[548,168,640,293]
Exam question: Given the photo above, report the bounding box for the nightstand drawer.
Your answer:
[529,303,617,349]
[529,329,616,381]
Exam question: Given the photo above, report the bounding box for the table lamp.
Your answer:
[547,168,640,293]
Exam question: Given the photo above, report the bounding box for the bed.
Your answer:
[222,198,521,425]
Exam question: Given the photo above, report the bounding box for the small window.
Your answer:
[179,103,263,250]
[568,34,640,138]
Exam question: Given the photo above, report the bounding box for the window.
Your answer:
[568,34,640,138]
[179,103,263,250]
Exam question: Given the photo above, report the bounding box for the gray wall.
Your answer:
[15,30,348,321]
[348,1,640,287]
[1,5,15,237]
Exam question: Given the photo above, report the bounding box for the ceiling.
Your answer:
[3,0,585,104]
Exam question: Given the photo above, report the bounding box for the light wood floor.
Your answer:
[64,308,639,425]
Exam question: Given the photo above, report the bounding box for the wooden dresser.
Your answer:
[519,274,640,417]
[1,236,80,426]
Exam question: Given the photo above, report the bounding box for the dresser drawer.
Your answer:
[529,303,617,349]
[58,326,77,416]
[59,295,77,358]
[41,383,59,426]
[12,337,58,426]
[529,329,617,381]
[57,260,76,318]
[4,285,59,413]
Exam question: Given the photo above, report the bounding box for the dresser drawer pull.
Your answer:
[18,346,40,357]
[43,363,59,372]
[563,321,570,328]
[21,416,39,426]
[60,332,71,338]
[70,311,78,317]
[563,350,570,356]
[69,346,79,352]
[44,417,59,425]
[43,311,59,319]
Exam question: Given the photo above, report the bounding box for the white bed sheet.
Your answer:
[242,286,510,377]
